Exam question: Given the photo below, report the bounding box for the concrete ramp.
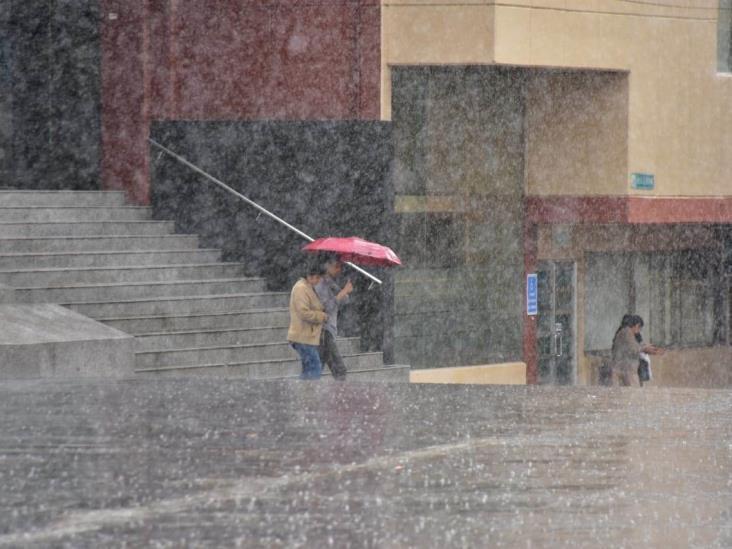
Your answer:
[0,304,134,380]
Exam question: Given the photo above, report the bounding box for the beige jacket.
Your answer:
[611,326,641,373]
[287,278,327,345]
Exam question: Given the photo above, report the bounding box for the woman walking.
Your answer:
[610,315,663,387]
[287,261,328,380]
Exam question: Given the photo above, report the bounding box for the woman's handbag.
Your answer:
[638,353,652,382]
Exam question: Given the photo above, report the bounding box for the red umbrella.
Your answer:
[302,237,402,267]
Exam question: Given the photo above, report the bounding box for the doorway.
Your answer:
[537,261,577,384]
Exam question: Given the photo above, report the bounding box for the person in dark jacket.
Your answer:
[314,255,353,380]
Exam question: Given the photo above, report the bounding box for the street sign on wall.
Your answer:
[527,273,538,316]
[631,172,655,190]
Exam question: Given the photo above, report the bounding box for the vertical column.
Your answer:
[0,2,12,184]
[523,219,538,384]
[100,0,149,204]
[358,1,381,119]
[6,0,102,190]
[713,225,730,345]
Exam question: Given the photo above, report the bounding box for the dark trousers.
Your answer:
[319,330,347,380]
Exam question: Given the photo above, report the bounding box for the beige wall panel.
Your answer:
[637,346,732,388]
[561,0,714,18]
[382,6,493,65]
[534,0,569,10]
[386,1,731,196]
[680,26,728,194]
[640,19,692,195]
[525,71,628,196]
[496,2,730,197]
[626,19,728,197]
[627,94,661,185]
[494,6,631,69]
[381,4,494,119]
[492,7,532,66]
[719,77,732,184]
[562,13,631,69]
[410,363,527,385]
[527,9,570,66]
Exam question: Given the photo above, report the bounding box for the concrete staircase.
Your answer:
[0,190,407,381]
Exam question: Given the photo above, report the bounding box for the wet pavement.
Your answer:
[1,378,731,547]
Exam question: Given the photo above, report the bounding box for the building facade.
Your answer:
[383,0,732,384]
[3,1,731,385]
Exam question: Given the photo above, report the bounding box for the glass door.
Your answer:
[537,261,576,384]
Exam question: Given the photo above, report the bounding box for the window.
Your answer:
[648,251,716,347]
[584,253,631,351]
[585,250,720,350]
[719,0,732,73]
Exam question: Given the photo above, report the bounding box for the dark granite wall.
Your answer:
[4,0,101,189]
[0,3,11,185]
[149,121,395,360]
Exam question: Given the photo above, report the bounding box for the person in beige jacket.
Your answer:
[288,262,328,380]
[610,314,663,386]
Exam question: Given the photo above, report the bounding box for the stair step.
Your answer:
[0,235,199,253]
[335,364,409,382]
[134,337,362,369]
[15,277,267,303]
[0,221,175,237]
[268,363,409,382]
[98,308,290,333]
[0,190,127,207]
[135,351,384,378]
[134,326,290,352]
[0,263,248,287]
[0,249,222,269]
[65,292,289,317]
[0,206,151,222]
[0,189,388,381]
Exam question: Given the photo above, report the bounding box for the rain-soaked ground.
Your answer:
[1,378,731,548]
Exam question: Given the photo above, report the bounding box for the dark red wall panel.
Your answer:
[172,2,271,119]
[358,3,382,120]
[100,0,149,204]
[100,1,381,203]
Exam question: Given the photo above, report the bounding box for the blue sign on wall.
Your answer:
[527,273,538,316]
[631,172,655,190]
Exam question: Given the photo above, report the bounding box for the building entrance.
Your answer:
[537,261,576,384]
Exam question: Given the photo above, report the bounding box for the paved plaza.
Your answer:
[1,378,731,547]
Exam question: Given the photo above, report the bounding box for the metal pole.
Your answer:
[148,138,383,286]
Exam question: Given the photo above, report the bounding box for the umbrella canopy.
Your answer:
[302,237,402,267]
